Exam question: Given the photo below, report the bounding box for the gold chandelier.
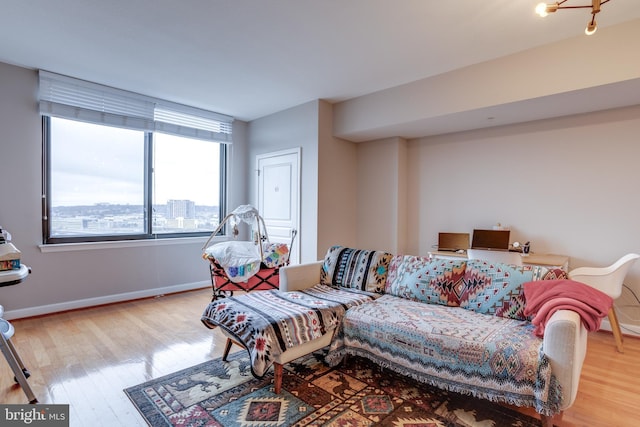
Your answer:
[535,0,611,35]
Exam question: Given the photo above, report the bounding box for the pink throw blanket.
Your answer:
[524,279,613,337]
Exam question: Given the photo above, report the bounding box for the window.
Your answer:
[40,71,231,244]
[151,133,222,234]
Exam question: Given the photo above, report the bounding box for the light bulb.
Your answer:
[585,21,597,35]
[535,2,549,17]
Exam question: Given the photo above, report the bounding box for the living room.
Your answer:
[0,2,639,426]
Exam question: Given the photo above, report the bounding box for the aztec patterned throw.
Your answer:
[201,284,379,378]
[325,294,563,415]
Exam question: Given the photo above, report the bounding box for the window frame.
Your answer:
[41,116,228,244]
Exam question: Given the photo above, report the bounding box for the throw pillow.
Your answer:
[320,245,392,293]
[525,265,569,281]
[460,259,535,320]
[385,255,467,306]
[460,262,569,320]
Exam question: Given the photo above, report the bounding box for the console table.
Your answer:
[428,251,570,271]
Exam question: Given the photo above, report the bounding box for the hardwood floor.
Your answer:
[1,288,639,426]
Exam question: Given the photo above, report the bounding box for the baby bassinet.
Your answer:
[202,205,296,300]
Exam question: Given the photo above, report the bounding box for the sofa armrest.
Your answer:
[279,261,323,292]
[542,309,588,411]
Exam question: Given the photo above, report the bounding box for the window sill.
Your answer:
[38,236,225,253]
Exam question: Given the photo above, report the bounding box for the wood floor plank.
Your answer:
[1,287,638,426]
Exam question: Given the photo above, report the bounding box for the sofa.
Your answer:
[279,246,591,427]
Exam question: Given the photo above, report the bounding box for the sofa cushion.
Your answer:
[320,245,392,293]
[460,260,568,320]
[385,255,467,306]
[526,265,568,281]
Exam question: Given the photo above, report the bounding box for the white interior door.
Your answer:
[257,148,300,264]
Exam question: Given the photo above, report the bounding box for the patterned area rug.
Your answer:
[124,349,542,426]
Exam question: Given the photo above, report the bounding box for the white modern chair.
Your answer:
[466,249,523,266]
[568,253,640,353]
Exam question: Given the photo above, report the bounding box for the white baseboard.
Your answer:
[599,319,640,338]
[3,281,210,321]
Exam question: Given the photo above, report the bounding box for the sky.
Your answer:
[50,118,221,206]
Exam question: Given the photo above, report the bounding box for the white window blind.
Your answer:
[38,70,233,143]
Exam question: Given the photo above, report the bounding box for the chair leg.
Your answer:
[273,363,283,394]
[540,411,563,427]
[222,338,234,361]
[608,307,624,353]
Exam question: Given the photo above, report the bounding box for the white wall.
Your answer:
[0,62,249,319]
[401,105,640,329]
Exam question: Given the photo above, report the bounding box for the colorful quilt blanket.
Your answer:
[325,294,562,415]
[201,284,379,378]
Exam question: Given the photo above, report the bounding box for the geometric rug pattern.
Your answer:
[124,349,542,426]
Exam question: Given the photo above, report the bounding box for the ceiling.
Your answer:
[1,0,640,140]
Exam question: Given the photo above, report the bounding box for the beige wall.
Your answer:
[356,137,408,254]
[358,105,640,332]
[317,100,358,256]
[405,106,640,266]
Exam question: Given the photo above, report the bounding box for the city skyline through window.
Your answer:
[46,117,224,242]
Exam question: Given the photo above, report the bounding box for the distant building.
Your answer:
[167,200,195,220]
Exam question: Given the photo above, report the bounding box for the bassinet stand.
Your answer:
[202,206,297,301]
